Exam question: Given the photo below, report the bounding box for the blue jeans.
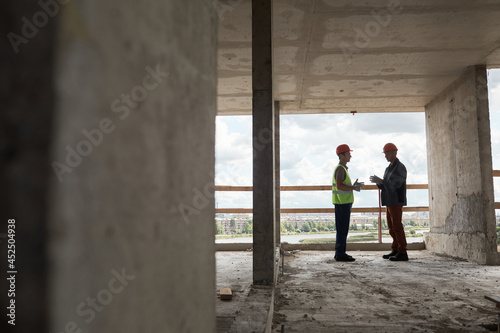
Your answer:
[334,203,352,257]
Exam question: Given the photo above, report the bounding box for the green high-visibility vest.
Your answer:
[332,164,354,204]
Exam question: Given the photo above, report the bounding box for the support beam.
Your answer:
[252,0,275,284]
[275,101,281,245]
[425,65,499,265]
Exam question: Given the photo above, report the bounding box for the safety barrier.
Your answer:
[216,184,429,243]
[216,170,500,243]
[216,184,429,213]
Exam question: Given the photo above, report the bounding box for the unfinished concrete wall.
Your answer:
[48,1,217,332]
[425,65,499,265]
[1,1,56,331]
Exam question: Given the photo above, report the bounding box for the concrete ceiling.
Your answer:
[217,0,500,115]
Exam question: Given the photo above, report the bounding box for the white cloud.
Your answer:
[489,69,500,171]
[355,113,425,134]
[215,117,252,187]
[280,141,304,171]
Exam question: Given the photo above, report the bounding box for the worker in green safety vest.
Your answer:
[332,144,364,262]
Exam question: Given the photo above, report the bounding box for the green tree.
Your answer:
[349,224,358,231]
[243,220,253,234]
[318,222,327,231]
[215,221,224,235]
[373,219,388,230]
[230,219,236,233]
[308,221,317,231]
[281,221,294,233]
[405,220,417,227]
[301,223,311,233]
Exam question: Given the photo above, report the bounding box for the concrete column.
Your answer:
[425,65,499,265]
[46,1,217,332]
[1,2,56,332]
[253,0,275,284]
[275,101,281,245]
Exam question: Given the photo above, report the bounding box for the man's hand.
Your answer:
[353,179,364,192]
[369,175,383,185]
[353,179,365,187]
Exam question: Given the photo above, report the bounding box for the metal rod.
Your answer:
[378,188,382,244]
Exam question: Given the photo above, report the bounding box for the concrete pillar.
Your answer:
[275,101,281,245]
[1,2,56,331]
[46,1,217,332]
[425,65,499,265]
[253,0,276,284]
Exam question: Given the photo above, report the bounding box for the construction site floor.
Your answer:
[216,250,500,332]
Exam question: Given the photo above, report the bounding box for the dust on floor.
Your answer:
[273,250,500,332]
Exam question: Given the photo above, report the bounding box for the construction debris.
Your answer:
[220,288,233,301]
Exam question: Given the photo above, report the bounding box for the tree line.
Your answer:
[216,218,430,235]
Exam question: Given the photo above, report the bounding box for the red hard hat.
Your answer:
[336,144,352,155]
[383,143,398,153]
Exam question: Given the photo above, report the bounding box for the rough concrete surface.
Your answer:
[216,251,500,333]
[275,251,500,332]
[218,0,500,115]
[216,252,254,332]
[425,65,497,264]
[48,1,218,332]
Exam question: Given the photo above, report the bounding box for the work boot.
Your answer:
[335,255,355,262]
[382,250,398,259]
[389,252,408,261]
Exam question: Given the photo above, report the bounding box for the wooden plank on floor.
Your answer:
[220,288,233,300]
[485,295,500,308]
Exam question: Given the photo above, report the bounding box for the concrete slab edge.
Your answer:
[485,252,500,266]
[226,248,279,333]
[265,282,275,333]
[216,243,253,251]
[425,232,500,265]
[216,242,426,251]
[228,285,273,333]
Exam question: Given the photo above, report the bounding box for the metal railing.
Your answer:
[495,170,500,210]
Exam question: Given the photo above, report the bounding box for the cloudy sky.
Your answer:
[215,69,500,210]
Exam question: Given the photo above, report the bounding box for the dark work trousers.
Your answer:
[386,205,407,253]
[334,203,352,257]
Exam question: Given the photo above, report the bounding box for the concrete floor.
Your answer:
[216,250,500,333]
[216,251,254,332]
